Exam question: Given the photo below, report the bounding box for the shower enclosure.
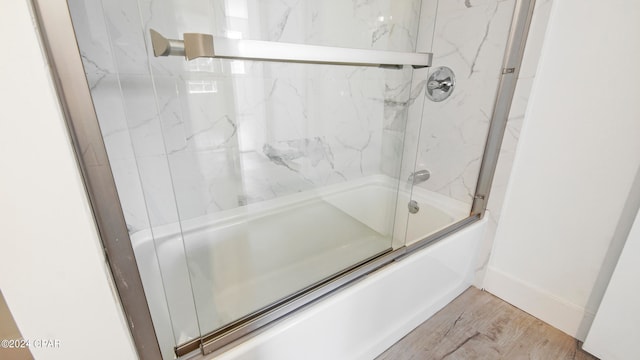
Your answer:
[34,0,533,358]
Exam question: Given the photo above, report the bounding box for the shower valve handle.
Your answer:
[427,79,453,92]
[426,66,456,102]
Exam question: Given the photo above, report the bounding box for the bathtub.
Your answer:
[131,175,479,359]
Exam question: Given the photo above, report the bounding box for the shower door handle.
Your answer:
[150,29,433,68]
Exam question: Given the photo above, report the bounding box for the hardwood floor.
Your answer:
[377,287,598,360]
[0,290,33,360]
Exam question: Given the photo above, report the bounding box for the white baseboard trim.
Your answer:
[483,266,595,340]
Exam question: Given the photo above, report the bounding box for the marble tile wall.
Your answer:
[404,0,519,205]
[71,0,524,234]
[71,0,431,233]
[156,0,429,223]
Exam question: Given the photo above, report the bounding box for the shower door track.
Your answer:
[30,0,536,358]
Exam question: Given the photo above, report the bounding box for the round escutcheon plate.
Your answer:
[426,66,456,102]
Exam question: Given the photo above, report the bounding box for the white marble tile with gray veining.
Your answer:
[413,0,516,204]
[70,0,435,231]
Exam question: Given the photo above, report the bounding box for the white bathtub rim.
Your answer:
[130,174,469,247]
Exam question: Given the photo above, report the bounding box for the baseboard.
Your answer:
[483,266,595,340]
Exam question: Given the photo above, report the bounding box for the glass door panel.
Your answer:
[69,0,440,354]
[143,0,426,338]
[402,0,518,245]
[68,0,527,355]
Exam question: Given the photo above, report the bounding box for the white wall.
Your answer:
[583,206,640,359]
[484,0,640,341]
[0,1,138,359]
[473,0,554,286]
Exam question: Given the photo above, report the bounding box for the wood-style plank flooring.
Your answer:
[377,287,599,360]
[0,290,33,360]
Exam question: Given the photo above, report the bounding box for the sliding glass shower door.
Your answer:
[68,0,437,356]
[146,0,429,345]
[68,0,521,355]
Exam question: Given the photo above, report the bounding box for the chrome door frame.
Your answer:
[28,1,162,359]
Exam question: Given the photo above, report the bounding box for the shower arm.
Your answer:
[150,29,432,69]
